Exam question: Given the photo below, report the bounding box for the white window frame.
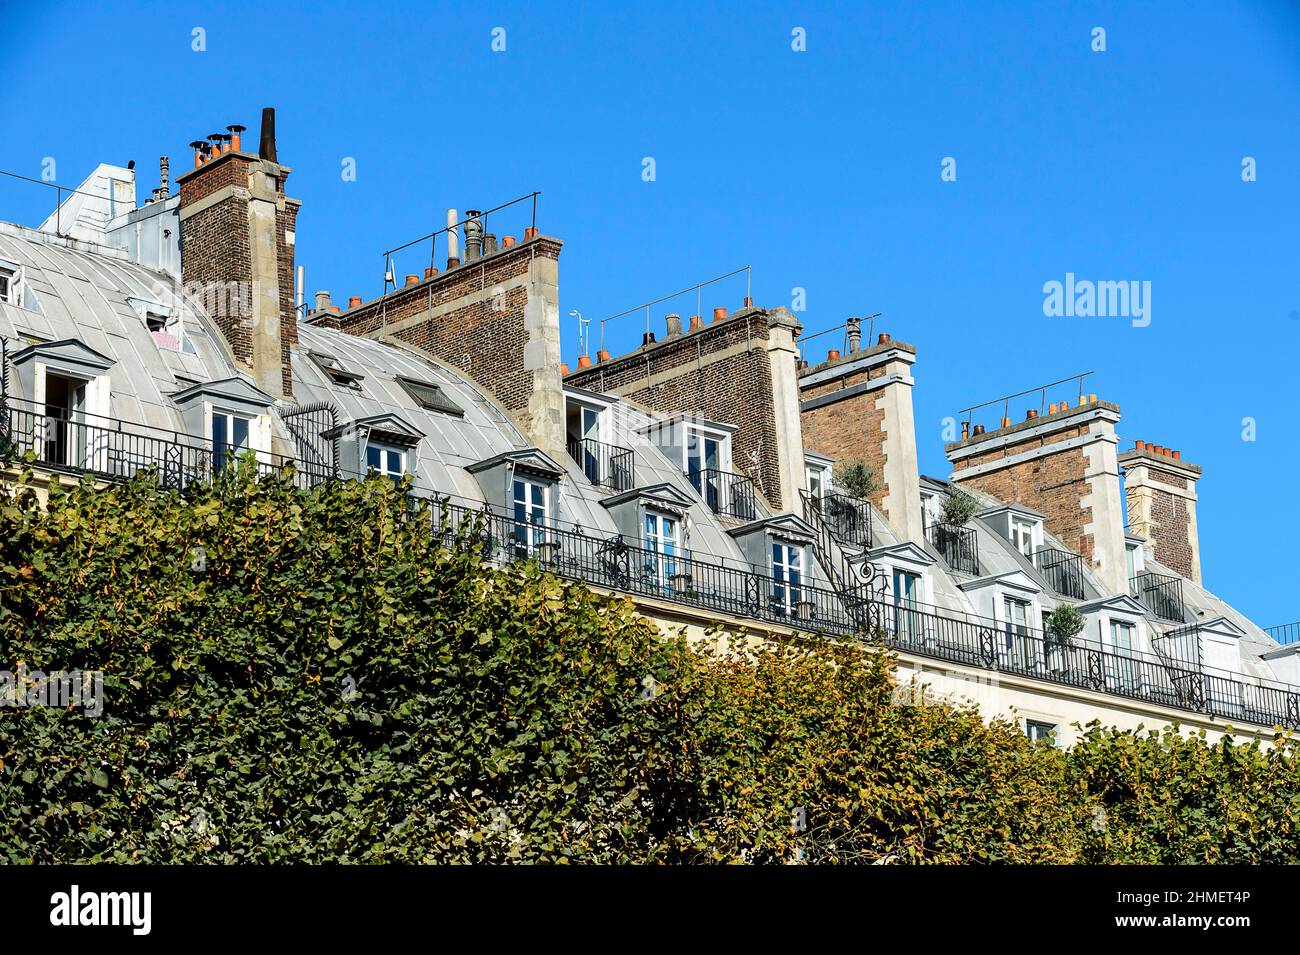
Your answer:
[1003,594,1039,668]
[1106,618,1140,692]
[683,423,730,476]
[1025,720,1058,745]
[642,509,681,589]
[0,262,23,307]
[511,476,550,555]
[365,440,408,485]
[211,407,252,473]
[805,461,832,500]
[891,567,922,641]
[770,540,806,617]
[1010,517,1038,558]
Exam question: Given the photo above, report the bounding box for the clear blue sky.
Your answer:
[2,1,1298,625]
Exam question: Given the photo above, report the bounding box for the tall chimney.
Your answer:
[846,316,861,353]
[1119,444,1203,584]
[178,108,301,397]
[945,397,1127,593]
[800,334,922,540]
[315,291,331,313]
[446,209,460,269]
[259,107,277,162]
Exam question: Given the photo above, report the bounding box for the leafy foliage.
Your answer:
[833,460,880,500]
[1045,605,1086,646]
[940,488,980,526]
[1,464,1296,863]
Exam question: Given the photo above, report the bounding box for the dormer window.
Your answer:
[512,477,550,555]
[366,442,408,486]
[804,451,834,501]
[211,409,252,474]
[0,262,21,305]
[1011,517,1036,558]
[642,511,681,589]
[771,541,807,618]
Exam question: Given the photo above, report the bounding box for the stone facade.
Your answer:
[799,338,922,542]
[177,149,300,398]
[1119,447,1202,584]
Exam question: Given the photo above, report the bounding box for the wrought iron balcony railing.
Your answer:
[1266,621,1300,646]
[1131,570,1186,623]
[1,397,305,488]
[926,521,979,576]
[803,491,873,549]
[410,493,1300,732]
[873,596,1300,729]
[687,466,758,521]
[1035,546,1085,599]
[566,436,635,492]
[7,389,1298,733]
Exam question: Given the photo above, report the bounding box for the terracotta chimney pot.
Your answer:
[596,348,612,363]
[877,333,891,344]
[524,227,539,240]
[502,236,516,249]
[577,354,593,369]
[712,307,728,323]
[405,274,419,287]
[560,362,571,376]
[348,296,362,308]
[827,348,841,361]
[688,314,704,332]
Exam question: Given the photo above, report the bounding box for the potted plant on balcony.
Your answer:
[940,488,979,527]
[1044,604,1085,672]
[833,460,879,500]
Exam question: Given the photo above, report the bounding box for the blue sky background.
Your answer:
[2,1,1297,625]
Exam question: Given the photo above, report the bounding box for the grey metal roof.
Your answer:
[0,223,239,433]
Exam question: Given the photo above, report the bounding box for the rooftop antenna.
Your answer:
[570,308,590,357]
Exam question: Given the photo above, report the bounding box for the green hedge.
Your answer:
[1,464,1297,863]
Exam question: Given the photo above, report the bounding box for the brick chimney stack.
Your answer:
[1119,443,1203,585]
[177,107,300,398]
[799,333,923,542]
[945,397,1128,594]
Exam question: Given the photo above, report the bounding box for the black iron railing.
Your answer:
[1,397,302,488]
[927,521,979,575]
[1267,622,1300,646]
[413,493,1300,731]
[6,390,1298,733]
[804,492,872,549]
[1131,570,1186,623]
[426,498,848,630]
[687,466,758,521]
[871,597,1300,729]
[1035,546,1085,599]
[566,436,635,492]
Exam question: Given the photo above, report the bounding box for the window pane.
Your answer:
[232,415,249,448]
[212,413,227,446]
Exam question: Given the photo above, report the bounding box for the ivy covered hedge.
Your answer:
[1,464,1297,863]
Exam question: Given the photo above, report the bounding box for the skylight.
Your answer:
[397,376,464,417]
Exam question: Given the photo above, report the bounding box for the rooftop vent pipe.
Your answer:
[259,107,277,162]
[464,211,483,261]
[226,124,246,152]
[446,209,460,269]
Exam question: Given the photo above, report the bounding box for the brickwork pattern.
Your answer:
[956,422,1096,563]
[327,240,560,421]
[565,312,782,506]
[799,363,890,511]
[179,152,298,396]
